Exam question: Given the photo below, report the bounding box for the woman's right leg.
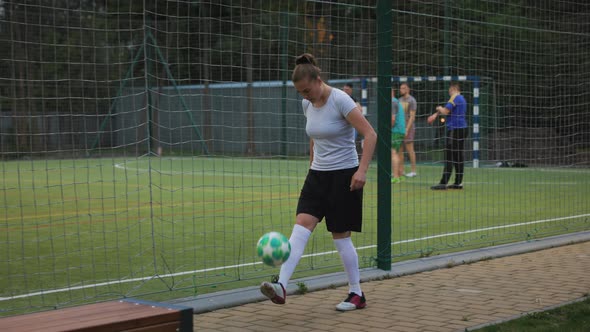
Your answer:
[261,213,318,304]
[277,214,318,287]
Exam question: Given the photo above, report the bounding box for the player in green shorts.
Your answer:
[391,89,406,184]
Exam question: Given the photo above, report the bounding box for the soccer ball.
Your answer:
[256,232,291,267]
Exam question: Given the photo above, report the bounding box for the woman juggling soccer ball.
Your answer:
[259,53,377,311]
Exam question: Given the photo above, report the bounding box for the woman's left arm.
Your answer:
[346,107,377,190]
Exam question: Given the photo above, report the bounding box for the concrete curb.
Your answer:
[169,230,590,314]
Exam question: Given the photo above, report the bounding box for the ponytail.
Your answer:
[292,53,321,83]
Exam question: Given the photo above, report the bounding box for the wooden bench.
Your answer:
[0,298,193,332]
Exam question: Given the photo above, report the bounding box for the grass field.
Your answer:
[1,156,589,315]
[471,297,590,332]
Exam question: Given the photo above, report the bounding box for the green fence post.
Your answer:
[280,12,289,158]
[376,0,392,270]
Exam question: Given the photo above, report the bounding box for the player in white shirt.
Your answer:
[260,53,376,311]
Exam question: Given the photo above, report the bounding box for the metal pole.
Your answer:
[280,12,289,157]
[376,0,392,270]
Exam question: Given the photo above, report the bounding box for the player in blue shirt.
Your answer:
[427,82,468,190]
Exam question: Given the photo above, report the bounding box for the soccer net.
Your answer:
[1,1,589,316]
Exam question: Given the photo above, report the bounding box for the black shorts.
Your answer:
[296,167,363,233]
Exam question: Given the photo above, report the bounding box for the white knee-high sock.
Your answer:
[278,224,311,288]
[334,237,362,295]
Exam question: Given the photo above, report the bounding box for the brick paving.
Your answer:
[193,240,590,332]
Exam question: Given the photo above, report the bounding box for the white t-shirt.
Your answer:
[302,88,359,171]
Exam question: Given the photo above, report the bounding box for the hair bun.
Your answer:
[295,53,317,66]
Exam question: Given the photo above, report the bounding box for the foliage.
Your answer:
[0,1,588,150]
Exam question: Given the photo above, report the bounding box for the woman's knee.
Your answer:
[296,213,319,232]
[331,231,351,239]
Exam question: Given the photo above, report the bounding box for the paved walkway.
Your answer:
[186,232,590,332]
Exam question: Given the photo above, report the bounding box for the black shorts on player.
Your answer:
[296,167,363,233]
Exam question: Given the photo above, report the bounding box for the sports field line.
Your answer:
[2,212,588,302]
[529,182,581,185]
[112,164,589,189]
[114,161,303,180]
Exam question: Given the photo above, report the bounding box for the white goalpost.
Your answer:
[365,75,483,168]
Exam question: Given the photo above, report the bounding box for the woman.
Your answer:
[260,53,377,311]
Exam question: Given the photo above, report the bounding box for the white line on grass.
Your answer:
[489,167,590,174]
[114,161,302,180]
[2,213,588,301]
[530,182,580,185]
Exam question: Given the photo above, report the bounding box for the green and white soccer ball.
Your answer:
[257,232,291,267]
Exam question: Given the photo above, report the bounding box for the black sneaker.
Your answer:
[431,184,447,190]
[260,282,286,304]
[336,292,367,311]
[448,184,463,190]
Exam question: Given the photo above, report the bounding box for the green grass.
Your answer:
[1,156,589,315]
[471,297,590,332]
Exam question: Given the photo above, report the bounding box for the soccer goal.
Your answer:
[393,75,483,168]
